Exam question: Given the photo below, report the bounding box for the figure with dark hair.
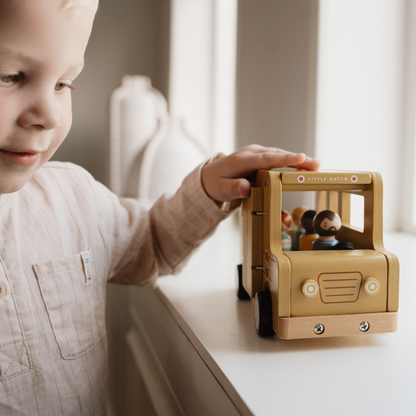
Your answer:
[291,206,308,251]
[299,210,318,250]
[312,210,342,250]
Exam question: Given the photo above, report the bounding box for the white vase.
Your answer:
[138,118,208,201]
[109,75,168,197]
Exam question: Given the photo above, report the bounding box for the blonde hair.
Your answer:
[61,0,99,13]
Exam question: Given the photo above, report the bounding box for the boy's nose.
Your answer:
[18,91,61,131]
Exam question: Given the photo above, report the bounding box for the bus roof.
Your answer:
[277,170,373,186]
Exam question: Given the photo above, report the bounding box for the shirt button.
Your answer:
[0,283,6,298]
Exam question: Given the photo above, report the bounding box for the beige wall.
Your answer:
[235,0,319,156]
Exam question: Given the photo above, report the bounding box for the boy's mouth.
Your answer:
[0,149,39,166]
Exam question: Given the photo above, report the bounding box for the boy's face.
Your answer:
[0,0,94,193]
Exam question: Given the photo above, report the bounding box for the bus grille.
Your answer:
[318,272,362,304]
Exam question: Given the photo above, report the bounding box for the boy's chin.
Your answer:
[0,185,27,195]
[0,173,35,194]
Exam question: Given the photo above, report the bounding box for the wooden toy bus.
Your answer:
[237,170,399,339]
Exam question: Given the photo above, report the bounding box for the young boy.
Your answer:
[0,0,319,414]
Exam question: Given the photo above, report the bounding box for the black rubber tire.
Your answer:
[254,290,275,337]
[236,264,251,300]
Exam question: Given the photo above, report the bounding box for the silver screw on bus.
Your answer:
[359,321,370,332]
[313,324,325,335]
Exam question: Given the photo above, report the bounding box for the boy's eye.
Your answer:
[0,73,22,85]
[55,82,73,92]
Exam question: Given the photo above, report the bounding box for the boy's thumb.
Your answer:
[226,178,250,200]
[211,178,250,202]
[237,179,251,199]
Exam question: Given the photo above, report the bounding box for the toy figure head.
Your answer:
[291,206,308,229]
[300,210,317,234]
[313,210,341,237]
[281,210,291,232]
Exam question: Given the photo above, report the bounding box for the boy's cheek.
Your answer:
[53,110,73,149]
[63,104,73,137]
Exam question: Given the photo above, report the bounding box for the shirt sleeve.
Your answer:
[90,159,239,287]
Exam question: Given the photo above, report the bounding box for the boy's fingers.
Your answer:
[239,144,293,155]
[226,151,317,177]
[291,155,320,171]
[201,145,320,203]
[252,151,319,170]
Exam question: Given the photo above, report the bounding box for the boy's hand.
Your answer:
[201,145,320,203]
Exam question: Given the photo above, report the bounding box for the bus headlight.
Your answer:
[301,279,319,298]
[363,277,380,295]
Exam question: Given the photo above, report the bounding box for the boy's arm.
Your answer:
[102,145,319,286]
[100,161,230,287]
[201,145,320,203]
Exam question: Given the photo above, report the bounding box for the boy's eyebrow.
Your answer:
[0,46,85,73]
[0,45,41,62]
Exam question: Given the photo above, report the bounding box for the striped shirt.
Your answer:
[0,160,233,415]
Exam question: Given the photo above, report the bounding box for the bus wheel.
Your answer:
[254,290,275,337]
[236,264,250,300]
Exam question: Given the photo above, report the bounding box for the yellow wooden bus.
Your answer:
[237,170,399,339]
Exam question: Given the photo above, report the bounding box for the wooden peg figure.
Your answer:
[299,210,318,250]
[291,205,308,251]
[312,210,342,250]
[281,210,292,251]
